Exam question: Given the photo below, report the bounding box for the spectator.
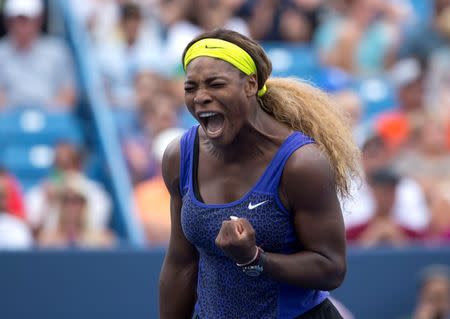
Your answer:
[346,167,424,247]
[316,0,399,75]
[70,0,129,44]
[0,167,26,220]
[426,181,450,244]
[333,89,365,145]
[410,265,450,319]
[242,0,323,42]
[122,93,181,184]
[0,0,76,110]
[95,2,165,108]
[426,5,450,112]
[0,174,33,250]
[38,174,115,248]
[369,56,428,153]
[390,56,427,115]
[342,135,429,236]
[398,0,450,61]
[134,71,167,113]
[134,127,184,246]
[161,0,249,74]
[277,3,317,43]
[394,116,450,194]
[25,142,112,234]
[194,0,249,35]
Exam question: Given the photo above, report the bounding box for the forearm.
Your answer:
[262,250,346,291]
[159,261,198,319]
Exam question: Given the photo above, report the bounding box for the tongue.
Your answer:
[206,114,224,133]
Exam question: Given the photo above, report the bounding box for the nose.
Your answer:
[193,89,212,106]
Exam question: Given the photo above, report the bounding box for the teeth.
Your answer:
[199,112,218,118]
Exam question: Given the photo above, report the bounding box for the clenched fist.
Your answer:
[215,218,258,265]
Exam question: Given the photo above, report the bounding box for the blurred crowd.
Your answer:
[0,0,449,251]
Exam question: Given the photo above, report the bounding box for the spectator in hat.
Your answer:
[0,0,76,110]
[374,56,427,152]
[25,142,112,235]
[38,174,115,248]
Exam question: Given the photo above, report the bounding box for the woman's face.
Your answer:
[184,56,257,145]
[60,190,86,228]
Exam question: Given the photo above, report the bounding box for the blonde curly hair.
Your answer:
[184,29,361,198]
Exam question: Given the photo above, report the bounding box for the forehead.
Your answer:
[185,56,241,80]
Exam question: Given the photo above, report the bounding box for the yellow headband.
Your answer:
[183,38,267,97]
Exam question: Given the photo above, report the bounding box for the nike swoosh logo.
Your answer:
[248,200,269,210]
[205,45,223,49]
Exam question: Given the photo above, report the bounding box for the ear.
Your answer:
[244,74,259,97]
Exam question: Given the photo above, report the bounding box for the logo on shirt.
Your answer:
[205,45,223,49]
[248,200,269,210]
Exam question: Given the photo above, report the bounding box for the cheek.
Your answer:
[225,105,247,131]
[227,96,249,118]
[184,95,195,113]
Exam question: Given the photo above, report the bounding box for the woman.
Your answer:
[38,174,115,248]
[159,29,360,319]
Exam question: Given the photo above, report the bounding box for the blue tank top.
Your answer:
[179,125,329,319]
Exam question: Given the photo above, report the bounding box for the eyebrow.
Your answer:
[184,75,229,85]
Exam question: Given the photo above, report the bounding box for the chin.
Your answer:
[203,128,235,146]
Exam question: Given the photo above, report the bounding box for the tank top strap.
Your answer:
[255,132,315,194]
[179,125,199,195]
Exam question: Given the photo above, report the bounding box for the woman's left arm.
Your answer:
[263,144,347,291]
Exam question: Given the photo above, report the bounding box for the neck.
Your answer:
[126,36,137,47]
[205,128,266,162]
[11,34,36,51]
[15,40,33,51]
[60,221,83,237]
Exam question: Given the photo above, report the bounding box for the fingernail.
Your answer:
[230,216,239,220]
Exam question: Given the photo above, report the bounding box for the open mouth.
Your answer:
[198,111,225,137]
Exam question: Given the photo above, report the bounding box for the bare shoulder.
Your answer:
[161,136,182,196]
[285,143,334,181]
[281,143,337,210]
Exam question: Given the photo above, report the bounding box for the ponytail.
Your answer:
[260,78,361,198]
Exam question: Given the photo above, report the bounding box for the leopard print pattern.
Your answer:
[181,191,296,318]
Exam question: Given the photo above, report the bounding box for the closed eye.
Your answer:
[184,86,195,93]
[210,82,226,88]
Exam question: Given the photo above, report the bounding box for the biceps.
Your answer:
[294,202,346,259]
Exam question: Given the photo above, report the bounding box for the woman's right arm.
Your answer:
[159,138,199,319]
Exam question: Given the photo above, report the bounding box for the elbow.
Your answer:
[322,258,346,291]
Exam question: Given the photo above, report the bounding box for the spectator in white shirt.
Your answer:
[26,142,112,234]
[0,0,76,111]
[0,174,33,250]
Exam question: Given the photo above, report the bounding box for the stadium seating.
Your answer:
[261,42,321,83]
[409,0,434,24]
[353,76,399,121]
[0,108,84,190]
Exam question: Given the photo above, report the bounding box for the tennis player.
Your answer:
[159,29,360,319]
